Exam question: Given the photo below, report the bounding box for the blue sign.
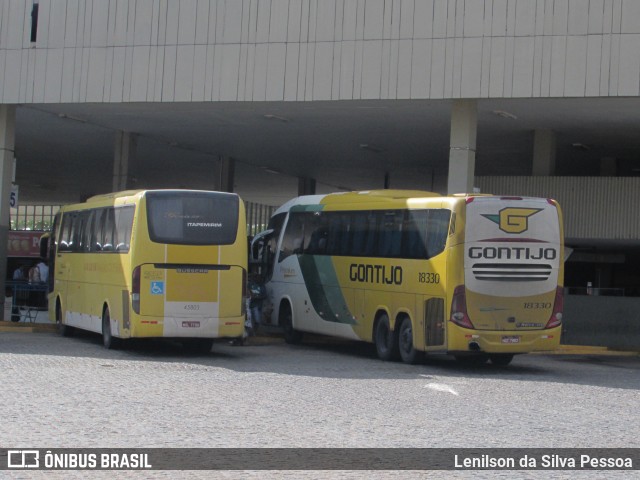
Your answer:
[150,281,164,295]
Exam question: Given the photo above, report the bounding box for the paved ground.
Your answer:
[1,330,639,479]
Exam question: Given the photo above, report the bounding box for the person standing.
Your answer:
[35,258,48,283]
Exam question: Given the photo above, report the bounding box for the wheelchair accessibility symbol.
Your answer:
[150,281,164,295]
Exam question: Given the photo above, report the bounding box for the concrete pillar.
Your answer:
[383,172,390,189]
[447,100,477,194]
[298,177,316,196]
[112,131,137,192]
[600,157,617,176]
[532,129,556,175]
[219,156,235,193]
[0,105,16,319]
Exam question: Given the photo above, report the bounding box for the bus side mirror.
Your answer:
[250,229,273,264]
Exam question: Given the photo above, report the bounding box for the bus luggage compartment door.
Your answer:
[424,297,445,348]
[139,263,243,322]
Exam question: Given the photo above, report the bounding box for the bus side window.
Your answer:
[279,213,304,262]
[102,208,116,252]
[425,210,451,258]
[82,210,96,252]
[404,210,428,259]
[90,208,105,252]
[351,212,368,256]
[304,212,328,255]
[58,213,73,251]
[377,211,400,257]
[114,206,135,252]
[325,212,352,256]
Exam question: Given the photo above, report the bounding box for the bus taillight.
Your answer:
[132,266,141,314]
[450,285,475,329]
[545,286,564,329]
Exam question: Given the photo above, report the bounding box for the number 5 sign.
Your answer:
[10,184,18,210]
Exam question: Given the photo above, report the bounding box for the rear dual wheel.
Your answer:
[397,317,420,364]
[374,314,398,361]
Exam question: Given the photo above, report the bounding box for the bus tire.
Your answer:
[102,307,120,350]
[280,302,303,344]
[56,300,73,337]
[397,317,420,364]
[374,313,399,361]
[489,354,514,366]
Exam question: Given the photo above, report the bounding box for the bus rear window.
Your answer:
[146,191,239,245]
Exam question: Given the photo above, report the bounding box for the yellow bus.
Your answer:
[46,189,247,351]
[251,190,564,365]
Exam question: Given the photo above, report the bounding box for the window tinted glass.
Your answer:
[146,191,239,245]
[114,206,135,252]
[279,212,305,262]
[278,208,451,260]
[58,213,74,252]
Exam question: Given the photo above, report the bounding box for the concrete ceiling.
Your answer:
[14,97,640,207]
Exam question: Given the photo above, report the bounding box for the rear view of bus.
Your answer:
[130,190,246,350]
[448,196,564,365]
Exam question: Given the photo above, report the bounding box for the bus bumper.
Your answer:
[130,315,245,339]
[447,324,562,354]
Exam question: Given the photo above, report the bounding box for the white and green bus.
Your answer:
[251,190,564,365]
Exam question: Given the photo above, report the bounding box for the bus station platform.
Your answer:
[1,305,637,356]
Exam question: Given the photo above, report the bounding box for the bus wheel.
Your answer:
[56,301,73,337]
[374,313,399,361]
[398,317,420,364]
[489,354,514,366]
[280,303,303,344]
[102,307,119,350]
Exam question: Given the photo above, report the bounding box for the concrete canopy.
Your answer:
[14,96,640,206]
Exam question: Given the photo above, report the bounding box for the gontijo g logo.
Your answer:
[481,208,542,234]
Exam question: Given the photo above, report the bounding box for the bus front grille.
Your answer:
[471,263,552,281]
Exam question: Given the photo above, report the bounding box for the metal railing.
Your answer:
[11,205,60,231]
[565,287,627,297]
[246,201,276,237]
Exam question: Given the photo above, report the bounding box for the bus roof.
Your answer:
[273,189,441,215]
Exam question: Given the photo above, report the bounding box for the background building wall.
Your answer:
[475,176,640,242]
[2,0,640,104]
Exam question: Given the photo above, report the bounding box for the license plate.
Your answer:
[501,335,520,344]
[182,321,200,328]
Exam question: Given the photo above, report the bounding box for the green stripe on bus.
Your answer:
[298,254,356,325]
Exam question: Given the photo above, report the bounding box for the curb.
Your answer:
[544,345,640,356]
[0,320,56,333]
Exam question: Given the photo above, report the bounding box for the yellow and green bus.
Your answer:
[46,189,247,351]
[251,190,564,365]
